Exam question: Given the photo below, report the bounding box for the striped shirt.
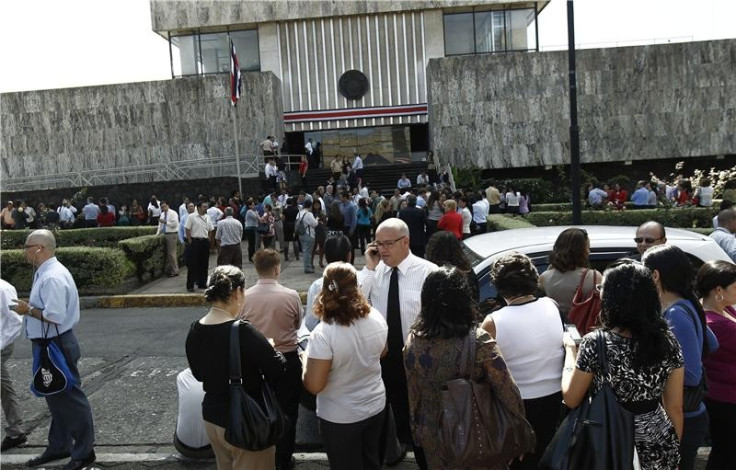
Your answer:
[359,254,438,342]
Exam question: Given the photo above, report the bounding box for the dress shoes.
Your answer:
[26,450,71,467]
[61,450,96,470]
[1,433,27,451]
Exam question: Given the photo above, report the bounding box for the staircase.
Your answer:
[304,162,429,196]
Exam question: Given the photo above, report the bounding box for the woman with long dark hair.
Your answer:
[643,245,716,470]
[425,230,479,303]
[424,190,443,240]
[696,260,736,470]
[562,259,684,469]
[404,267,525,469]
[302,262,387,469]
[539,228,601,319]
[311,199,327,268]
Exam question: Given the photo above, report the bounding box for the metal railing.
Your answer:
[2,154,272,192]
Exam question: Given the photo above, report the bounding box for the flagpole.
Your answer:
[230,38,243,197]
[232,106,243,197]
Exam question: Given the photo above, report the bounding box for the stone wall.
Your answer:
[1,73,283,188]
[149,0,539,34]
[427,39,736,168]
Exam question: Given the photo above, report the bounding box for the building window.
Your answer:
[444,7,537,56]
[170,30,260,77]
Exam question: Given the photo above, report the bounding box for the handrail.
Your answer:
[2,154,269,192]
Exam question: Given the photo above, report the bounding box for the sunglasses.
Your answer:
[634,236,663,244]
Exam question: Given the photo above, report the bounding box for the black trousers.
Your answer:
[705,398,736,470]
[186,239,209,289]
[511,391,564,470]
[379,354,427,469]
[680,410,709,470]
[244,228,256,262]
[274,351,302,469]
[319,409,385,470]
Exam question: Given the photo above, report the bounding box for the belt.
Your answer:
[621,398,660,414]
[192,237,208,241]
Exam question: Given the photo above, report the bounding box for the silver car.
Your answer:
[462,225,731,309]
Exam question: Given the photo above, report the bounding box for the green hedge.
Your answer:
[1,227,157,250]
[118,234,184,282]
[525,207,717,228]
[486,214,536,232]
[1,248,135,294]
[118,235,166,282]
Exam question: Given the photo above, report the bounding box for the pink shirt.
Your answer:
[238,279,302,353]
[704,306,736,404]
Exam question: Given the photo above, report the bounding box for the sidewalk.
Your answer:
[82,241,366,308]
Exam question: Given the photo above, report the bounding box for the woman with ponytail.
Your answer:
[302,262,388,469]
[643,245,718,470]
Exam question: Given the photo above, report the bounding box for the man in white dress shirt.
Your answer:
[359,218,437,469]
[158,201,180,277]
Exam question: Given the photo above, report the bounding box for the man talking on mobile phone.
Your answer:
[358,218,437,469]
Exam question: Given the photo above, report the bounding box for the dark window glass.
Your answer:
[231,30,260,72]
[444,13,474,55]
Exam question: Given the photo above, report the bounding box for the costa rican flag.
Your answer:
[230,40,242,106]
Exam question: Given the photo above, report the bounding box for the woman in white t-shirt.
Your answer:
[505,187,520,214]
[481,252,565,470]
[303,262,388,470]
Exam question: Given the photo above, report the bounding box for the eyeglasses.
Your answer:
[24,244,42,250]
[634,236,663,244]
[375,236,406,249]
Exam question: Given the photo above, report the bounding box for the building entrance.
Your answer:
[286,123,428,168]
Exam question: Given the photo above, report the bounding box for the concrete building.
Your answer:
[1,0,735,194]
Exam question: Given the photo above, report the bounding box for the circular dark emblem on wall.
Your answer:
[338,70,369,100]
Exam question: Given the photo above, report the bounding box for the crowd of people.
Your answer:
[3,159,735,470]
[174,213,736,470]
[586,177,717,210]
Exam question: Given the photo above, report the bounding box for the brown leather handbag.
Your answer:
[438,329,536,467]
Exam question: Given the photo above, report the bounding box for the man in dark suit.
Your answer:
[398,195,427,258]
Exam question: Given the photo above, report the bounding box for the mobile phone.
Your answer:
[565,324,582,346]
[8,303,18,310]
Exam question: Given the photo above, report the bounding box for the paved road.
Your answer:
[0,307,418,469]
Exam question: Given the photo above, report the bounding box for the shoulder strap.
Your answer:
[595,329,609,376]
[460,328,477,380]
[229,320,242,382]
[678,301,706,359]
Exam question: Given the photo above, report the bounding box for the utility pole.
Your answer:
[567,0,582,224]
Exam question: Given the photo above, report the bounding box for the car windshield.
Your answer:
[462,243,485,268]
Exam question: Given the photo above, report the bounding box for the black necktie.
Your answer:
[387,267,403,357]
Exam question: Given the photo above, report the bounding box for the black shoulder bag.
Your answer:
[541,330,636,470]
[224,320,288,451]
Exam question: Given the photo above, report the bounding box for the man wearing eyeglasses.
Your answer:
[12,230,96,470]
[635,221,667,255]
[359,218,437,469]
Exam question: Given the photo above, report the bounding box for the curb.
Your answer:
[79,292,309,309]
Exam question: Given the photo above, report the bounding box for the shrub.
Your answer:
[525,207,718,228]
[118,235,166,282]
[486,214,537,232]
[0,226,157,250]
[1,248,135,294]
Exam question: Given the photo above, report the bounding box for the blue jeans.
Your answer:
[299,234,315,272]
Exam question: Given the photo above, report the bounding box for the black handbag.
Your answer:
[540,330,635,470]
[224,320,288,451]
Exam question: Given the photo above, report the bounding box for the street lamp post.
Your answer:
[567,0,582,224]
